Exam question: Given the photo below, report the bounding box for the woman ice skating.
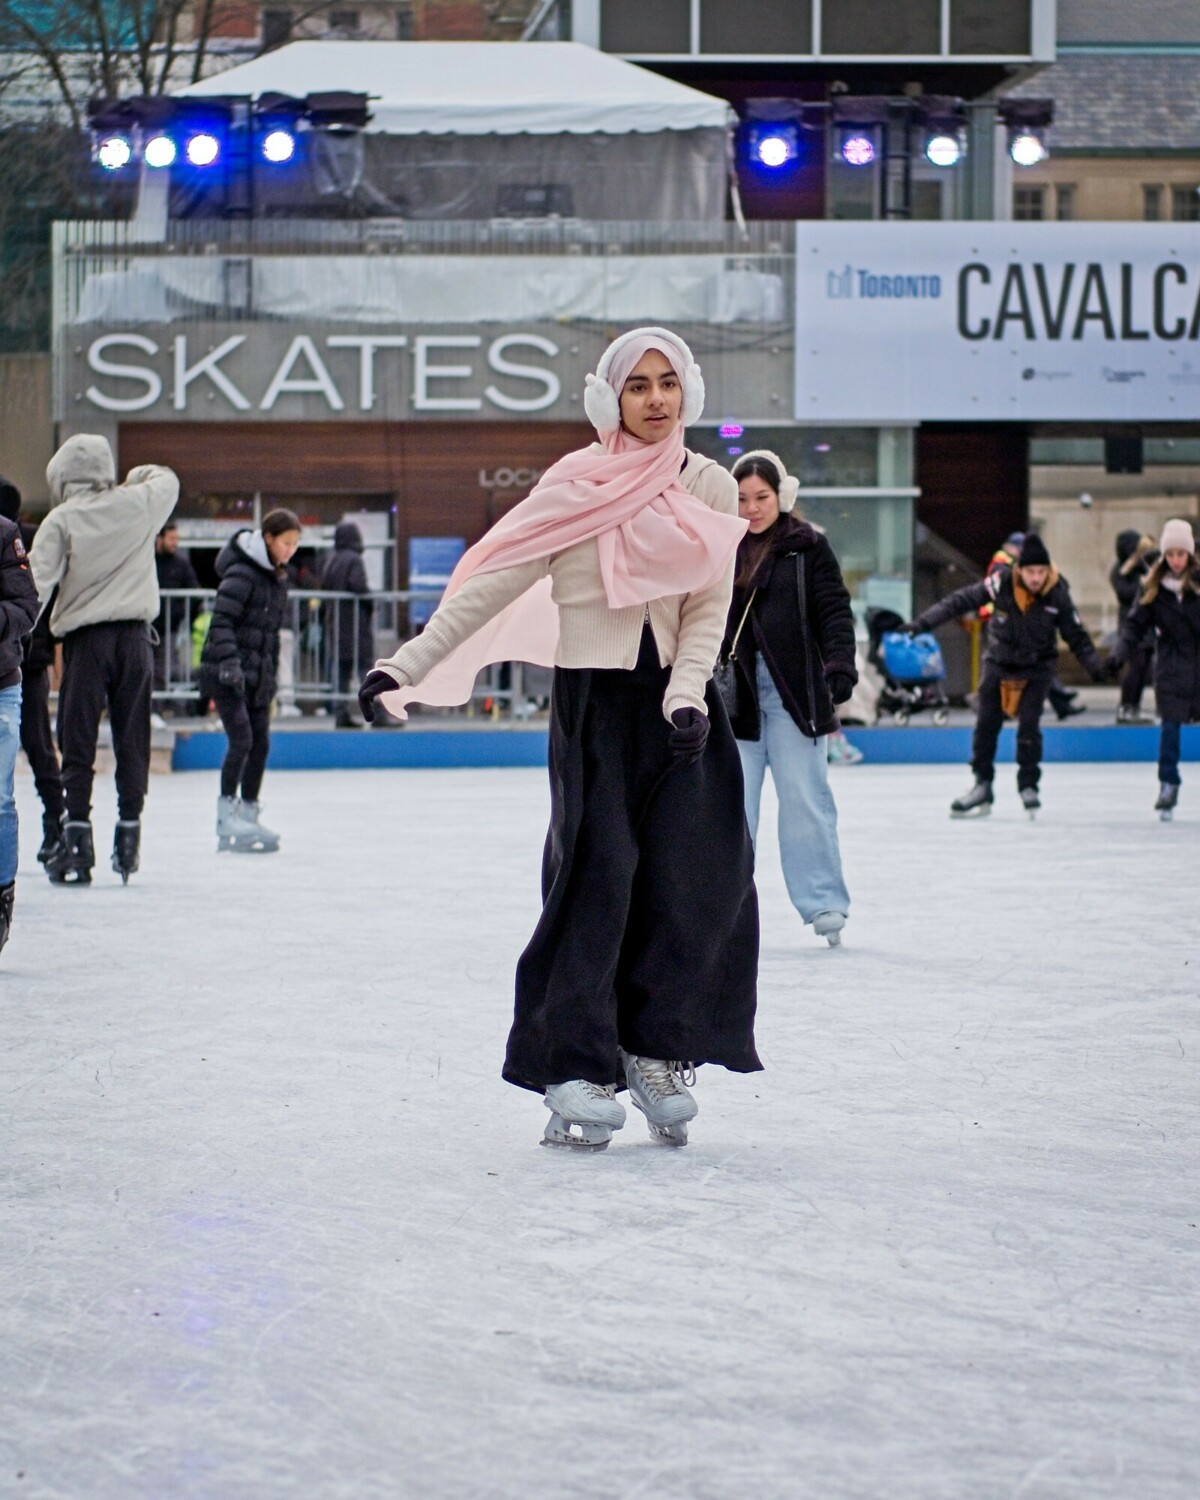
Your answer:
[1110,529,1159,726]
[1113,519,1200,820]
[908,533,1110,818]
[359,327,760,1151]
[199,508,301,854]
[722,451,857,947]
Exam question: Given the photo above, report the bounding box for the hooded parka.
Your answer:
[200,530,289,708]
[320,521,374,666]
[1120,563,1200,722]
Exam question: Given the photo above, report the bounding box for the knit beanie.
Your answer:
[0,475,19,521]
[732,449,801,513]
[1159,518,1196,556]
[1018,533,1050,568]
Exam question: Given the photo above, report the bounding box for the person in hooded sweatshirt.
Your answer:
[29,436,179,885]
[320,521,374,727]
[1111,519,1200,819]
[199,509,301,853]
[906,533,1111,818]
[1110,529,1158,725]
[0,476,64,866]
[0,479,40,954]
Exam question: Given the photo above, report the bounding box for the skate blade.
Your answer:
[1159,810,1174,822]
[541,1115,612,1151]
[824,931,843,948]
[48,869,91,886]
[629,1097,695,1146]
[950,806,991,819]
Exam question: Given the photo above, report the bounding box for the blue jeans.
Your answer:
[1159,719,1182,786]
[738,659,850,923]
[0,684,22,886]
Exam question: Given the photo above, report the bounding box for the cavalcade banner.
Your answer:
[795,222,1200,422]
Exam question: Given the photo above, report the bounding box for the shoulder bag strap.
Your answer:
[727,588,757,660]
[794,553,819,738]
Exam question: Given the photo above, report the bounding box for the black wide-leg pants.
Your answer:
[58,621,153,822]
[504,628,761,1094]
[971,667,1050,791]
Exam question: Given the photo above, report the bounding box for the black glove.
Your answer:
[216,660,244,695]
[668,707,709,764]
[1082,655,1110,685]
[358,669,398,724]
[898,621,922,636]
[826,671,855,706]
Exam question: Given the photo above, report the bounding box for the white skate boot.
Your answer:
[620,1050,697,1147]
[1020,787,1041,819]
[216,796,267,853]
[542,1080,626,1151]
[1155,782,1179,821]
[812,910,846,947]
[241,801,281,853]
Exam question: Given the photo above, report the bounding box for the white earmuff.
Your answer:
[735,448,798,511]
[585,327,706,434]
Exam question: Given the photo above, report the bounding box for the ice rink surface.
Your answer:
[2,761,1199,1500]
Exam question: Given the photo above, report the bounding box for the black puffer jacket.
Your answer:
[917,565,1103,678]
[724,515,857,742]
[0,517,39,687]
[199,529,288,707]
[1110,530,1158,614]
[1119,564,1200,722]
[320,521,374,665]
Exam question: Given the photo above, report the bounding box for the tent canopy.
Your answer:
[178,41,732,137]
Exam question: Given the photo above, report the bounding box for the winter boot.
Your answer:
[1116,704,1152,725]
[542,1080,626,1151]
[950,780,993,818]
[620,1050,698,1147]
[1020,787,1041,818]
[37,810,66,865]
[216,795,261,853]
[241,800,281,853]
[0,882,13,956]
[1155,782,1179,821]
[46,821,94,885]
[812,910,847,947]
[112,821,141,883]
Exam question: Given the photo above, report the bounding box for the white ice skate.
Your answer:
[1155,782,1179,822]
[812,910,846,947]
[217,796,276,854]
[241,801,281,853]
[950,780,993,818]
[620,1050,697,1147]
[542,1080,626,1152]
[1020,787,1041,820]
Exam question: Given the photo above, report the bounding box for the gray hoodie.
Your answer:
[30,435,180,637]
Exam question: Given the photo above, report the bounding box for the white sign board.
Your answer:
[795,223,1200,423]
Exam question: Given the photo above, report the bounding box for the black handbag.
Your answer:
[714,589,756,717]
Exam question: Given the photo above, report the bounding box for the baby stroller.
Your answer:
[865,607,951,726]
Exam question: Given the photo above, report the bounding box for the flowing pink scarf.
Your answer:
[382,335,746,718]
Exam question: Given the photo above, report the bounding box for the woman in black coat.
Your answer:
[199,508,301,852]
[320,520,375,727]
[1117,519,1200,818]
[724,451,858,946]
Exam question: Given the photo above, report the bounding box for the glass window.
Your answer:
[949,0,1031,55]
[1055,184,1075,221]
[396,4,414,39]
[1171,185,1200,222]
[262,8,292,48]
[821,0,940,55]
[1012,185,1045,221]
[1143,184,1163,221]
[701,0,812,53]
[600,0,690,51]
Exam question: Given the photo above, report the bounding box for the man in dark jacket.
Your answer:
[0,479,42,954]
[1110,529,1158,724]
[909,533,1110,817]
[320,521,374,728]
[0,477,65,864]
[154,522,200,703]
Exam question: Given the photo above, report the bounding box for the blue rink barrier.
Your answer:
[170,722,1200,771]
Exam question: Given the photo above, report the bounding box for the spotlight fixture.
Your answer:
[756,133,792,168]
[998,98,1054,168]
[96,135,133,170]
[840,133,876,167]
[925,132,963,168]
[185,132,221,167]
[261,128,297,164]
[143,134,177,169]
[1009,131,1048,167]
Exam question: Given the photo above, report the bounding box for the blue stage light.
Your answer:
[144,134,177,169]
[185,132,221,167]
[262,129,296,164]
[96,135,133,170]
[757,134,791,168]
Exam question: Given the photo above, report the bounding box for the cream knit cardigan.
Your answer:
[375,449,738,720]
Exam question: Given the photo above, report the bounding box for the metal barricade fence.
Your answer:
[155,589,543,719]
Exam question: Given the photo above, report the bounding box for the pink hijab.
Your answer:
[382,331,746,718]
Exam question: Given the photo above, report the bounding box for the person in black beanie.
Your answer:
[906,532,1111,817]
[0,477,66,865]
